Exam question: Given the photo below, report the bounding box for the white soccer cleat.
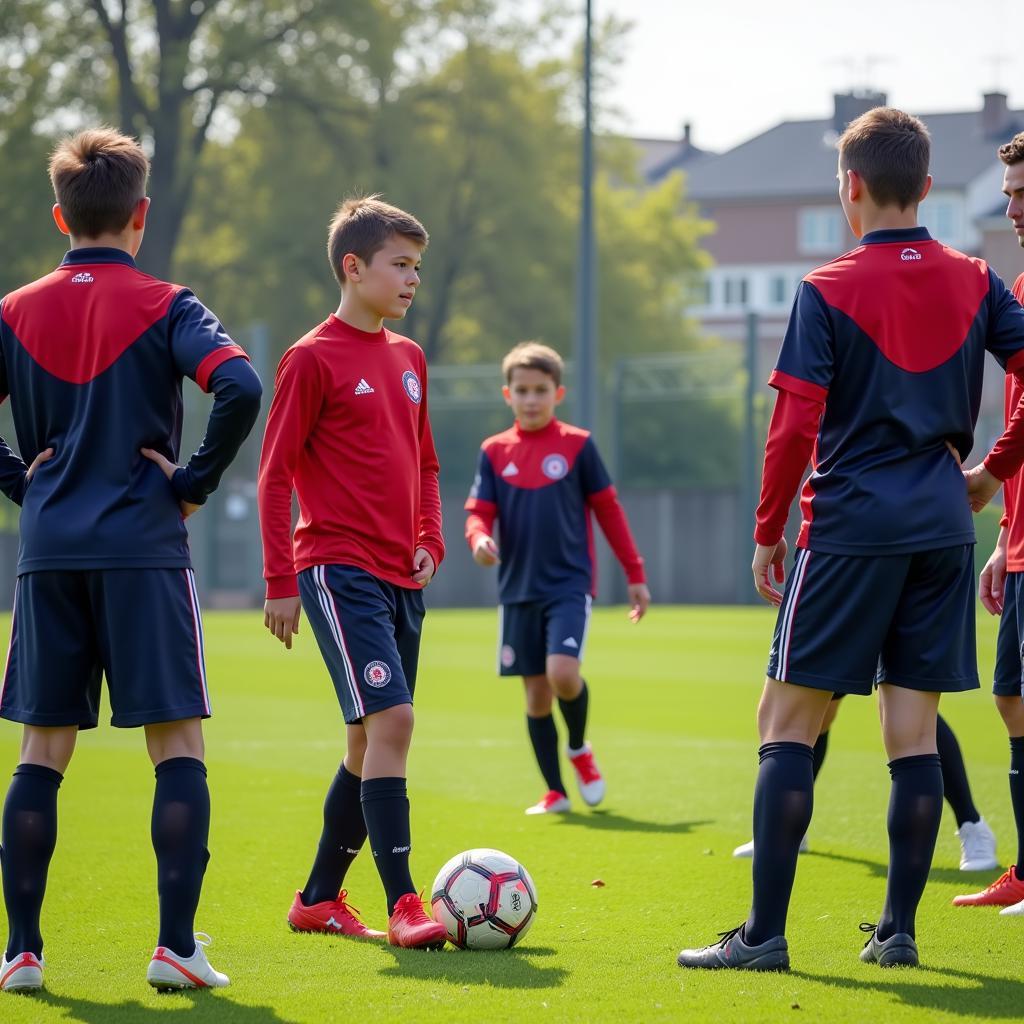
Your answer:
[732,834,810,858]
[999,897,1024,916]
[567,743,605,806]
[147,933,229,991]
[956,818,998,872]
[525,790,571,815]
[1,952,43,993]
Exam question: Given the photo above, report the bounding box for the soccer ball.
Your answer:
[430,848,538,949]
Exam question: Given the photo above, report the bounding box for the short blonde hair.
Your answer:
[49,127,149,237]
[327,195,428,286]
[502,341,564,387]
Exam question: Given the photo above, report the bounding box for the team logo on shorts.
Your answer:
[364,660,392,688]
[402,370,422,404]
[542,454,569,480]
[501,645,516,668]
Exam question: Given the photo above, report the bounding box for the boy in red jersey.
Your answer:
[464,342,650,815]
[677,108,1024,973]
[956,131,1024,914]
[258,196,447,949]
[0,128,261,994]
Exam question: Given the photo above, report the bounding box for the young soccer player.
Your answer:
[464,342,650,815]
[732,700,998,873]
[957,130,1024,915]
[677,107,1024,973]
[0,128,262,994]
[258,196,447,949]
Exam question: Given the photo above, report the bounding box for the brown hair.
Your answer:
[502,341,564,387]
[327,195,428,286]
[999,131,1024,166]
[49,127,149,237]
[837,107,931,210]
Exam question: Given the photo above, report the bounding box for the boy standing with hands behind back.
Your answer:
[258,196,447,949]
[465,342,650,815]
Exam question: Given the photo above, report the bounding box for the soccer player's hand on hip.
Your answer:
[627,583,651,623]
[979,531,1008,616]
[472,535,500,567]
[412,547,435,586]
[264,596,302,649]
[963,464,1001,513]
[25,447,55,483]
[140,447,201,518]
[752,538,787,606]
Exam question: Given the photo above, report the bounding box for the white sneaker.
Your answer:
[956,818,998,872]
[1,952,43,993]
[999,897,1024,916]
[525,790,571,815]
[147,933,229,991]
[567,743,605,806]
[732,834,810,858]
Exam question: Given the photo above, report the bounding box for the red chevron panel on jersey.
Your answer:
[807,240,990,373]
[2,263,183,384]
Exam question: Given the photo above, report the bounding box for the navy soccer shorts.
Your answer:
[766,545,979,696]
[299,564,424,724]
[498,593,592,677]
[993,570,1024,698]
[0,569,211,730]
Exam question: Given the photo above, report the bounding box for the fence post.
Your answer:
[737,311,759,604]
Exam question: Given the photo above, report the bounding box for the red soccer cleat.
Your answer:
[387,892,448,949]
[568,743,606,806]
[952,865,1024,907]
[287,890,386,939]
[525,789,571,815]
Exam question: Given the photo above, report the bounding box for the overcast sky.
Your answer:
[597,0,1022,151]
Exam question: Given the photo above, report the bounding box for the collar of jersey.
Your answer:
[60,247,138,269]
[514,417,560,439]
[858,226,933,246]
[327,314,388,343]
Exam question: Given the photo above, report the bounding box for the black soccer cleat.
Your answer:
[677,924,790,971]
[858,922,919,967]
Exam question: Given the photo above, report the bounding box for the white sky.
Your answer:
[598,0,1022,151]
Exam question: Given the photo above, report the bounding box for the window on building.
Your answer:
[798,208,844,255]
[770,275,788,306]
[724,277,748,307]
[925,199,958,243]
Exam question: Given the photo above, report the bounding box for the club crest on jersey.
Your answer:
[402,370,422,404]
[501,645,516,668]
[364,660,392,688]
[542,454,569,480]
[900,247,922,262]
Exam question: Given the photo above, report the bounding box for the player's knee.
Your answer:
[368,702,415,747]
[995,694,1024,734]
[545,658,581,696]
[20,725,77,774]
[522,676,553,715]
[144,717,205,765]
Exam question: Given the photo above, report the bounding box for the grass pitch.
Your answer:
[1,605,1021,1023]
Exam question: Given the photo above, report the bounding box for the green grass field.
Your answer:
[1,605,1021,1023]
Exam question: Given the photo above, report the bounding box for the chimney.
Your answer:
[832,90,888,133]
[982,91,1011,137]
[682,122,692,148]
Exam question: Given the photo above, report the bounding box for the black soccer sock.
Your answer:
[152,757,211,959]
[558,680,590,752]
[812,730,829,781]
[1,763,62,959]
[744,742,814,946]
[302,764,367,906]
[1010,736,1024,871]
[876,753,943,941]
[361,777,415,915]
[526,714,566,796]
[936,714,980,826]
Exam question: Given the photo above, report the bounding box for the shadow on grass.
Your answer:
[378,943,568,988]
[36,990,298,1024]
[552,811,713,835]
[792,965,1024,1021]
[807,849,982,885]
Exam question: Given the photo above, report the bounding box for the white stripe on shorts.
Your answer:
[312,566,365,718]
[184,569,211,715]
[778,549,810,681]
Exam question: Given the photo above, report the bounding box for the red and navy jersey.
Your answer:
[1000,273,1024,571]
[0,247,254,573]
[464,418,645,603]
[772,227,1024,556]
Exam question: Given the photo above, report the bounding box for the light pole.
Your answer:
[573,0,597,431]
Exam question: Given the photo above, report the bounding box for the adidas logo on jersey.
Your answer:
[354,378,375,395]
[70,272,94,283]
[562,637,579,648]
[502,462,520,477]
[900,247,922,262]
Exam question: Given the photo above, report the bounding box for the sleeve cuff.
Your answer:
[754,524,785,546]
[626,564,647,585]
[170,467,208,506]
[768,369,828,404]
[266,574,299,600]
[195,345,249,392]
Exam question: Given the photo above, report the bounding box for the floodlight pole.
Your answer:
[573,0,597,431]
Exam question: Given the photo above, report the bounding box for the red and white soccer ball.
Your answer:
[430,848,538,950]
